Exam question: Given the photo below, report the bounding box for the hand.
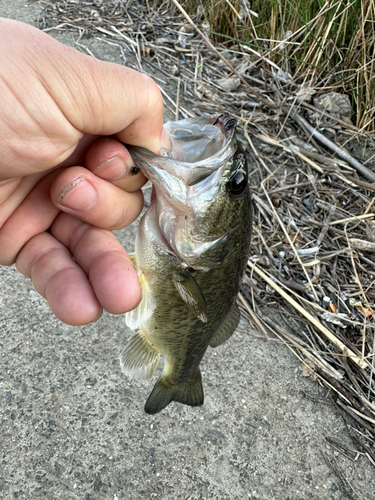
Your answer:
[0,18,165,325]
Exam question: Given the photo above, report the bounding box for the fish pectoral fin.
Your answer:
[120,330,160,380]
[209,302,240,348]
[145,370,204,415]
[172,272,207,323]
[125,270,156,331]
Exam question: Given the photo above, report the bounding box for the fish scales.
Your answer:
[120,113,252,414]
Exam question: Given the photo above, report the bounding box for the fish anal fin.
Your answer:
[120,330,160,380]
[145,370,204,415]
[125,270,156,330]
[172,272,207,323]
[209,302,240,348]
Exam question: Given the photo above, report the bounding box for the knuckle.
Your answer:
[109,204,129,230]
[143,74,163,113]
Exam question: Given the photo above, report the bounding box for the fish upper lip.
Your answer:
[213,113,238,132]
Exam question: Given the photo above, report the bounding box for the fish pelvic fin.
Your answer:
[172,272,207,323]
[145,370,204,415]
[125,268,156,331]
[209,302,240,348]
[128,252,137,268]
[120,330,160,380]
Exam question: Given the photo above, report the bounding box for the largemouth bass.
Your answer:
[121,113,252,414]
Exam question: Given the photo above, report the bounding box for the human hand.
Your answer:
[0,18,165,325]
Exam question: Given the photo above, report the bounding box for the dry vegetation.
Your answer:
[182,0,375,132]
[35,0,375,491]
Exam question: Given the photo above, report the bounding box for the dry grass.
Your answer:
[180,0,375,131]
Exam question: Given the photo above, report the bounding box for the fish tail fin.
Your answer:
[145,370,204,415]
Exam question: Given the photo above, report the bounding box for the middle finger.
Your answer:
[50,166,144,230]
[51,212,141,314]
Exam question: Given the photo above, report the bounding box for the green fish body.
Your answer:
[121,114,252,414]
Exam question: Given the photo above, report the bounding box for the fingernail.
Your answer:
[91,307,103,323]
[94,156,128,182]
[58,177,97,211]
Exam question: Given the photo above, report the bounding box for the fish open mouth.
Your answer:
[162,113,237,165]
[125,113,238,189]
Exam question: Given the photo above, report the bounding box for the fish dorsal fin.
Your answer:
[120,330,160,380]
[125,260,156,331]
[209,302,240,348]
[172,272,207,323]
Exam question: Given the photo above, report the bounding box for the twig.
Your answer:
[330,214,375,226]
[317,205,336,246]
[289,110,375,183]
[238,293,269,340]
[341,356,375,415]
[257,133,324,173]
[247,261,369,370]
[344,223,375,320]
[299,101,359,132]
[322,452,358,500]
[262,317,345,380]
[176,76,181,121]
[344,175,375,191]
[261,184,320,301]
[325,436,361,462]
[245,127,273,175]
[336,399,375,432]
[267,181,313,195]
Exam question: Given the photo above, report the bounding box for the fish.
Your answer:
[120,113,252,414]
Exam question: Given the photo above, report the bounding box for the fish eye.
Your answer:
[227,170,247,196]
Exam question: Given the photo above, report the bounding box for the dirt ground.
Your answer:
[0,1,374,499]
